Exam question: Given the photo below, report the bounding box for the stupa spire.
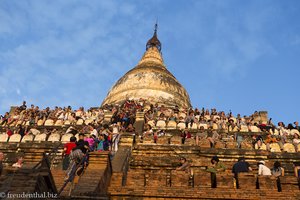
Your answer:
[138,23,165,67]
[146,22,161,52]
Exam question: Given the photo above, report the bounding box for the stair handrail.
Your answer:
[32,143,63,170]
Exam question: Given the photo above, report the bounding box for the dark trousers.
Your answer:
[211,173,217,188]
[276,177,282,192]
[62,155,70,170]
[234,173,240,189]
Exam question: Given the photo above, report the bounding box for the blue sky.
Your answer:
[0,0,299,124]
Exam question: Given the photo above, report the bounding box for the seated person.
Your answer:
[207,130,219,148]
[96,134,105,151]
[265,133,282,151]
[228,119,238,132]
[196,126,207,145]
[125,124,135,133]
[293,133,300,151]
[181,129,191,144]
[252,135,263,149]
[176,157,191,173]
[257,160,271,176]
[12,157,23,168]
[185,112,195,128]
[143,124,153,138]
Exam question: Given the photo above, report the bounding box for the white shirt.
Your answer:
[91,129,98,137]
[258,164,272,175]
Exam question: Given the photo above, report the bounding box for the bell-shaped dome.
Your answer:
[101,25,191,108]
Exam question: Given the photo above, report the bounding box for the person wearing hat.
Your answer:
[258,160,271,176]
[207,156,226,188]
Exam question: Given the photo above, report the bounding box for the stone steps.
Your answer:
[51,169,72,197]
[109,186,300,199]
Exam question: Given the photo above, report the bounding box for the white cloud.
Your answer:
[0,0,152,113]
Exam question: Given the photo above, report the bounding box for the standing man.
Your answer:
[232,157,252,189]
[207,156,226,188]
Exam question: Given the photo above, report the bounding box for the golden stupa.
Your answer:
[101,25,191,108]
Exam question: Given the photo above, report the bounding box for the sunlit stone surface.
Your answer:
[102,28,191,108]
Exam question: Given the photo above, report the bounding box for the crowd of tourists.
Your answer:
[0,100,300,185]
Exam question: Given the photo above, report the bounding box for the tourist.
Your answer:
[125,124,135,133]
[252,135,263,149]
[271,161,284,177]
[257,161,271,176]
[228,119,238,132]
[232,157,252,174]
[6,127,13,137]
[16,124,25,138]
[181,128,191,144]
[293,132,300,151]
[85,134,97,151]
[153,130,158,143]
[96,134,105,151]
[19,101,27,111]
[176,157,190,173]
[195,126,205,145]
[265,133,280,151]
[232,157,252,189]
[0,152,4,176]
[0,112,10,126]
[143,124,153,138]
[293,162,300,189]
[207,156,226,173]
[185,111,195,128]
[103,134,110,151]
[207,156,226,188]
[65,147,85,182]
[12,157,23,168]
[62,136,77,170]
[272,161,284,192]
[111,124,121,152]
[90,124,98,138]
[76,133,90,154]
[207,130,219,148]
